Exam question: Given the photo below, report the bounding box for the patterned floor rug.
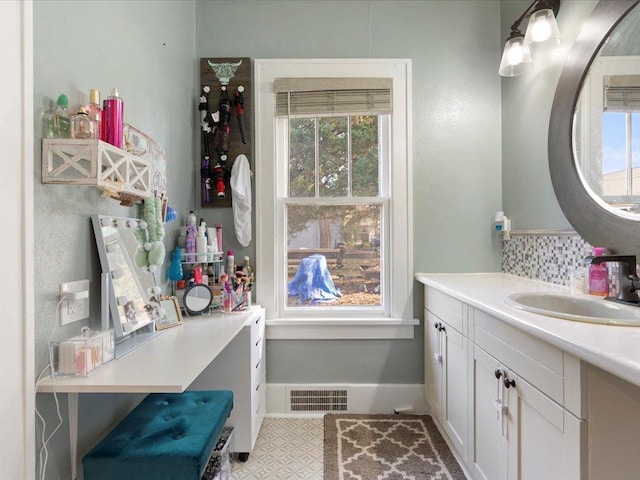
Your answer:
[324,414,466,480]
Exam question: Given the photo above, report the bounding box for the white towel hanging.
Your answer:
[230,154,252,247]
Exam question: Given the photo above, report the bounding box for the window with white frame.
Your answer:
[576,56,640,214]
[255,59,414,339]
[601,74,640,202]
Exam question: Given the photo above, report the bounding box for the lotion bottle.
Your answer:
[196,225,207,262]
[185,224,196,262]
[226,250,235,277]
[589,247,609,297]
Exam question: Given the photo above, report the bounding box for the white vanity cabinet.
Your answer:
[423,285,585,480]
[472,308,584,480]
[471,345,508,480]
[471,345,583,480]
[417,272,640,480]
[188,307,266,460]
[424,288,471,464]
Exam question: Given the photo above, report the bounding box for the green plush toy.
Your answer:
[134,197,166,269]
[145,196,166,267]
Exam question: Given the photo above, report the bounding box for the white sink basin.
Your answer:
[505,292,640,326]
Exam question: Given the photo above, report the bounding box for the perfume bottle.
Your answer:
[102,88,124,148]
[53,94,71,138]
[42,98,56,139]
[84,89,102,139]
[71,107,94,139]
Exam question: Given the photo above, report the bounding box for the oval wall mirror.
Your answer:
[183,283,213,315]
[549,0,640,256]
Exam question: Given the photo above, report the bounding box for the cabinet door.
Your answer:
[424,311,442,421]
[506,372,583,480]
[472,346,508,480]
[441,322,469,459]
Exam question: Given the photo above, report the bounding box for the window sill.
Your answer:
[265,318,419,340]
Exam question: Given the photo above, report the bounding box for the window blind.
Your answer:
[604,75,640,111]
[274,77,392,116]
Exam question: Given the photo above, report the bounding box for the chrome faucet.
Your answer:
[583,255,640,304]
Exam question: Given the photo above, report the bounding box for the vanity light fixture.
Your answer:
[499,0,561,77]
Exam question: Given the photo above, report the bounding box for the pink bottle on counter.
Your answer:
[588,247,609,297]
[101,88,124,148]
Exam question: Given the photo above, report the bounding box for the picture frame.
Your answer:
[155,296,183,330]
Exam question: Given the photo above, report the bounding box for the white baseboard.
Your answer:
[266,383,430,417]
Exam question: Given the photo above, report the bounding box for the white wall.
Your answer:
[1,1,34,478]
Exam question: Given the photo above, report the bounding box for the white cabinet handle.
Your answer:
[493,368,508,435]
[434,322,444,364]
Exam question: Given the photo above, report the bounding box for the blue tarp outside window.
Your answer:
[287,254,341,304]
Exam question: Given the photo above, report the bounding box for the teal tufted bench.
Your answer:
[82,390,233,480]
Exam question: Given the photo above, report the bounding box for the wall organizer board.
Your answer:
[199,57,251,208]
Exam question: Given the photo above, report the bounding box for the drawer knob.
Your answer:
[504,377,516,389]
[494,369,503,379]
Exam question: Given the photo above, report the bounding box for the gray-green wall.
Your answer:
[194,0,503,384]
[501,0,597,230]
[34,1,196,478]
[34,0,602,477]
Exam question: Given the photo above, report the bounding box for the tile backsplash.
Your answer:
[501,232,624,294]
[501,232,593,286]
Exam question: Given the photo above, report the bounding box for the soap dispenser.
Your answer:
[493,211,511,240]
[588,247,609,297]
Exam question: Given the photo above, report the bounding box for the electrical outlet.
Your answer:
[60,280,90,325]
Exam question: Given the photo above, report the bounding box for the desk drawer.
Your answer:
[474,308,564,405]
[251,311,265,345]
[252,350,265,391]
[252,378,266,444]
[251,333,264,365]
[252,372,265,415]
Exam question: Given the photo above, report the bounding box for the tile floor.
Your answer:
[230,417,323,480]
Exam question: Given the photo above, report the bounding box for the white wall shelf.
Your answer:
[42,138,152,200]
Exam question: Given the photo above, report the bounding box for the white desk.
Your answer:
[37,308,261,479]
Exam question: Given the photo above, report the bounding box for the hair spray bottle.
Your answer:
[102,88,124,148]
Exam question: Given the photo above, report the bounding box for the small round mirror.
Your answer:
[183,283,213,315]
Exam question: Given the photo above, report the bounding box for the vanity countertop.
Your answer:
[415,272,640,389]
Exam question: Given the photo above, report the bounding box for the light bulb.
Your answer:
[530,17,552,43]
[499,34,533,77]
[507,43,524,66]
[523,8,561,53]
